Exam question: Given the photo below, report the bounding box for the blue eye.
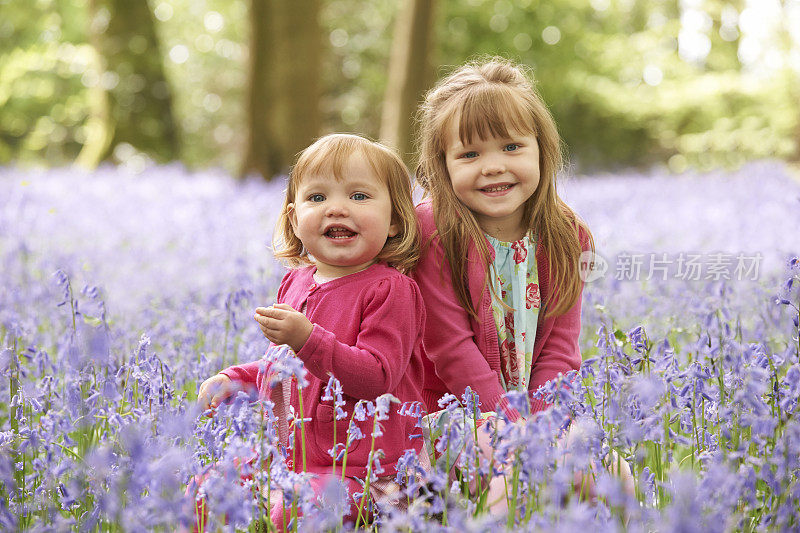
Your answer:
[504,143,520,152]
[351,192,369,201]
[460,151,478,159]
[308,193,325,202]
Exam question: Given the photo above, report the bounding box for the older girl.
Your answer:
[412,58,608,510]
[414,57,592,423]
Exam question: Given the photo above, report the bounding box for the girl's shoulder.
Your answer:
[281,264,315,283]
[342,264,422,312]
[277,265,314,299]
[364,262,418,286]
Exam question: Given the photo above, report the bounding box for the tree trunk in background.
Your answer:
[241,0,321,180]
[241,0,278,180]
[380,0,437,168]
[274,0,322,171]
[87,0,178,165]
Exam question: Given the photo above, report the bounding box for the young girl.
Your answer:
[413,57,592,423]
[411,59,606,510]
[196,134,426,526]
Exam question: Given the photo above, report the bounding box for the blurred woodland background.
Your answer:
[1,0,798,178]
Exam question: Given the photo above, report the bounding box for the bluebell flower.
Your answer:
[321,375,336,401]
[437,393,458,410]
[353,401,367,422]
[505,389,530,417]
[375,393,394,421]
[347,420,365,442]
[265,343,308,388]
[327,442,345,460]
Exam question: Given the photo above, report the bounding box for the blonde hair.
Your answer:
[416,57,593,318]
[274,133,419,273]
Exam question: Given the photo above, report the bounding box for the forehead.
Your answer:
[297,155,384,188]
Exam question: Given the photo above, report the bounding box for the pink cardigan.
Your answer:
[412,200,585,419]
[221,262,425,478]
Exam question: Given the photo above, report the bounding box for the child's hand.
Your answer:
[197,374,236,411]
[254,304,313,353]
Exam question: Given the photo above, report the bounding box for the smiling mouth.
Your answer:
[324,227,357,239]
[480,184,514,193]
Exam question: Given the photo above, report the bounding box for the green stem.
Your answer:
[505,458,520,529]
[355,415,379,529]
[296,379,307,473]
[340,402,362,483]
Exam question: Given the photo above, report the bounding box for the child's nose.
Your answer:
[325,202,348,216]
[481,162,506,176]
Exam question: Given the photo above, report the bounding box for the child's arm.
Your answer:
[257,276,424,399]
[202,346,278,408]
[195,361,264,410]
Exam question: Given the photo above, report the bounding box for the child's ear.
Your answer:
[287,203,298,230]
[388,219,400,238]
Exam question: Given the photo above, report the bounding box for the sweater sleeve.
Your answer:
[295,275,425,400]
[219,360,265,385]
[413,227,508,413]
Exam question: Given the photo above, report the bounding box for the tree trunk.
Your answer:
[241,0,278,180]
[240,0,321,180]
[86,0,178,165]
[380,0,437,167]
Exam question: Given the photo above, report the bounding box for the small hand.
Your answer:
[197,374,237,411]
[254,304,313,353]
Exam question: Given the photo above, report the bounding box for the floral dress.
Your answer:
[487,233,540,393]
[421,234,540,467]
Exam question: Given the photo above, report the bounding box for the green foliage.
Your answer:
[435,0,798,171]
[0,0,797,171]
[0,0,92,164]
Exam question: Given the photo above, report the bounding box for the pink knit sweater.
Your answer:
[412,200,585,419]
[221,263,425,478]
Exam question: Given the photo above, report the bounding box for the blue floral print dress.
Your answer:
[487,234,541,392]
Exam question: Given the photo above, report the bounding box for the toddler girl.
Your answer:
[197,134,425,526]
[412,58,596,506]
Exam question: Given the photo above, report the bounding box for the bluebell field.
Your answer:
[1,161,799,531]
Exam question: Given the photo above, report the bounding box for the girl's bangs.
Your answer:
[293,138,356,184]
[454,85,535,145]
[293,135,400,189]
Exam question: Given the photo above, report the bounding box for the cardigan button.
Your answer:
[309,283,317,291]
